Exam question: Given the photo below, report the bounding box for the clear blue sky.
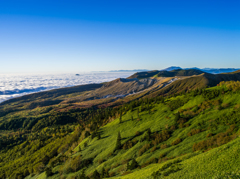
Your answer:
[0,0,239,73]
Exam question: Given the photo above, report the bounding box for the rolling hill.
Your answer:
[0,70,240,179]
[155,69,205,77]
[127,69,205,79]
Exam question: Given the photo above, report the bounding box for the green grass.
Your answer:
[62,89,240,178]
[116,136,240,179]
[4,85,240,179]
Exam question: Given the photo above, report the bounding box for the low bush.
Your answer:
[160,144,168,149]
[138,143,151,156]
[150,146,157,152]
[109,171,115,177]
[193,125,237,152]
[206,133,213,138]
[187,129,201,136]
[171,138,181,146]
[152,130,170,146]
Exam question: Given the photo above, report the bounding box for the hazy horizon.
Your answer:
[1,66,239,75]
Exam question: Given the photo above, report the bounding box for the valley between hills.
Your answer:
[1,68,240,179]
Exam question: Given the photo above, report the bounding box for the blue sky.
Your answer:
[0,0,239,73]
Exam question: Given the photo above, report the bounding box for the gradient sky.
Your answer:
[0,0,240,73]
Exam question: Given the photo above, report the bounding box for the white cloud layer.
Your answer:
[0,72,134,103]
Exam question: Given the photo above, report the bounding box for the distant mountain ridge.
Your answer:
[108,66,240,74]
[166,66,240,74]
[161,66,182,71]
[201,68,240,74]
[127,69,206,79]
[156,69,205,77]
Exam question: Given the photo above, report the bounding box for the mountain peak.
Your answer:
[162,66,182,71]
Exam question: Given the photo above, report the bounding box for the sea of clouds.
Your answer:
[0,72,134,103]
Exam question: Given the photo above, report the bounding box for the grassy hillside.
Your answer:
[1,78,240,178]
[116,136,240,179]
[62,84,240,178]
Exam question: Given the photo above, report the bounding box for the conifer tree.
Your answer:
[79,169,89,179]
[92,170,100,179]
[85,131,90,138]
[117,131,121,140]
[127,161,130,170]
[97,133,101,140]
[100,167,109,178]
[174,112,180,123]
[119,111,122,123]
[146,128,151,141]
[91,131,97,139]
[129,158,139,170]
[105,169,109,178]
[115,132,122,150]
[100,168,105,179]
[45,167,53,177]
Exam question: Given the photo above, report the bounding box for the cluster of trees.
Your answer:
[193,125,237,152]
[151,130,171,146]
[122,139,138,150]
[219,81,240,92]
[187,128,201,136]
[167,98,189,111]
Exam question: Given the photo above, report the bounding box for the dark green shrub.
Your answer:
[91,170,100,179]
[193,127,237,152]
[138,143,151,156]
[171,138,181,145]
[129,158,139,170]
[187,129,201,136]
[114,132,122,151]
[45,167,53,177]
[151,146,157,152]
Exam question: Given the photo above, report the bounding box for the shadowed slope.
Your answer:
[127,70,160,79]
[128,69,205,79]
[156,69,205,77]
[147,71,240,97]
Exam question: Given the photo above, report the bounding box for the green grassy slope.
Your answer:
[39,84,240,179]
[116,136,240,179]
[1,81,240,179]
